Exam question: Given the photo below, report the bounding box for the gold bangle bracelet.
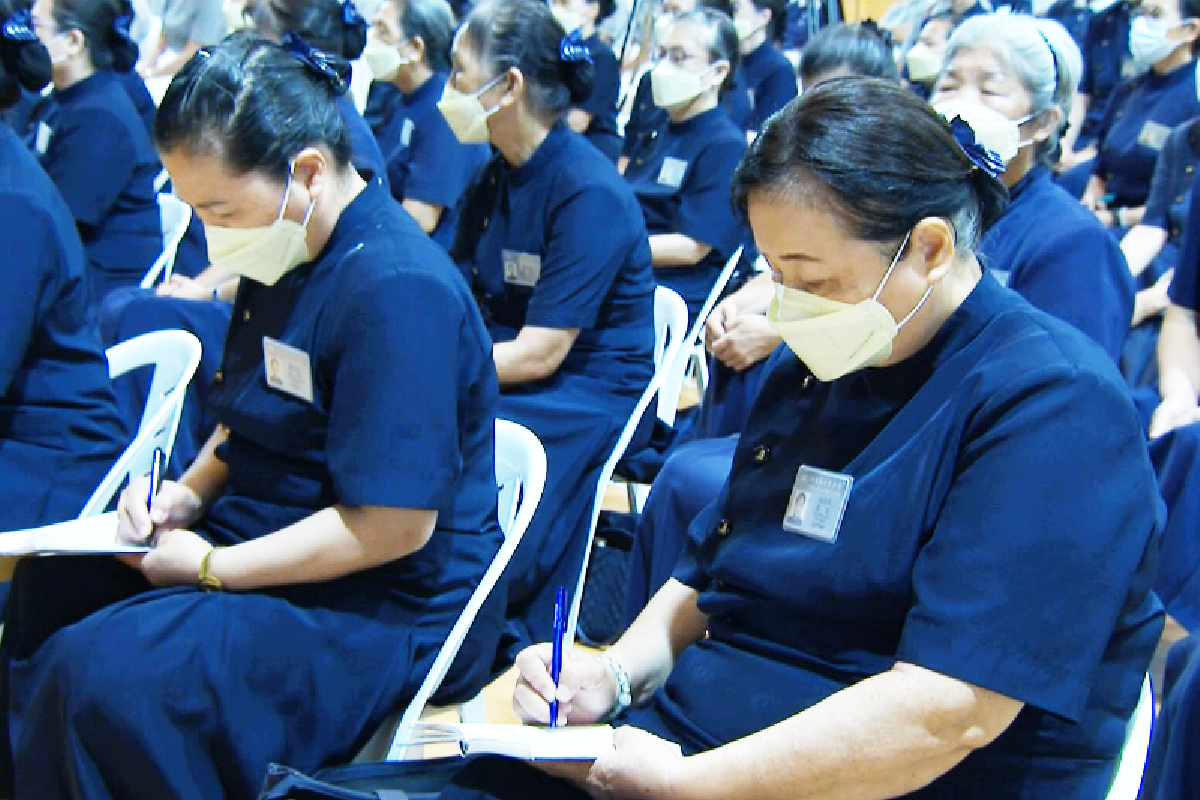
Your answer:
[198,545,224,592]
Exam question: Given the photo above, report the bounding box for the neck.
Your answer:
[742,28,767,53]
[304,167,368,259]
[1153,44,1193,75]
[580,21,595,38]
[494,109,552,167]
[1001,147,1036,189]
[887,256,981,365]
[393,62,434,94]
[668,88,718,123]
[52,58,93,90]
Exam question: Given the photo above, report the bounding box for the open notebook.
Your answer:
[407,723,614,761]
[0,512,149,555]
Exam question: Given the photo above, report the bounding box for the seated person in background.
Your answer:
[903,9,959,98]
[1057,0,1132,167]
[1121,116,1200,388]
[623,8,747,322]
[136,0,226,78]
[1067,0,1200,227]
[403,76,1163,800]
[730,0,797,137]
[0,1,126,529]
[624,22,902,618]
[30,0,162,304]
[362,0,489,248]
[933,12,1135,365]
[550,0,624,161]
[0,33,504,800]
[446,0,655,654]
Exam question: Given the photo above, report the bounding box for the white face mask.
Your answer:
[734,16,762,41]
[766,233,932,382]
[437,75,502,144]
[361,38,409,81]
[905,42,942,83]
[204,167,315,286]
[932,98,1035,164]
[551,4,583,33]
[1129,16,1180,70]
[650,59,716,109]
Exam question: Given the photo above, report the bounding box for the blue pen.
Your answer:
[549,585,566,728]
[146,447,164,546]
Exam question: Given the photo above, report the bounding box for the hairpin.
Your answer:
[341,0,364,28]
[1,8,37,42]
[948,115,1005,179]
[282,31,347,94]
[559,27,592,64]
[113,13,134,42]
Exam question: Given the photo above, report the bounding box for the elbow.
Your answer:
[890,663,1023,756]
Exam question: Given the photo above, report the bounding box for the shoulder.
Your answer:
[57,82,140,134]
[545,131,637,202]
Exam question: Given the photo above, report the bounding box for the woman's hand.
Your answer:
[703,298,738,351]
[513,644,619,726]
[155,275,214,301]
[117,477,204,545]
[1149,391,1200,439]
[585,727,686,800]
[1132,269,1174,328]
[128,528,215,587]
[709,315,780,371]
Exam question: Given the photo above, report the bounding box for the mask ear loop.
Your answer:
[278,161,318,226]
[871,231,934,329]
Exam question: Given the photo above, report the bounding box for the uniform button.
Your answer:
[716,519,731,537]
[713,580,725,591]
[242,308,251,321]
[213,369,223,384]
[471,267,479,275]
[752,444,769,464]
[1173,227,1181,237]
[1187,165,1195,174]
[1101,38,1109,45]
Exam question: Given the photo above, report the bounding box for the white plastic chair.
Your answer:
[77,329,202,518]
[352,419,548,762]
[139,194,193,289]
[686,246,749,396]
[565,286,690,644]
[1105,673,1155,800]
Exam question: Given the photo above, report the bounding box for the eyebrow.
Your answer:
[775,252,821,262]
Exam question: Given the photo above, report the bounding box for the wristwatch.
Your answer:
[597,654,631,722]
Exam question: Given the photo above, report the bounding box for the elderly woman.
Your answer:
[410,76,1163,800]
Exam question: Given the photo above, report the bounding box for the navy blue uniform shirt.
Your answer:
[622,69,754,157]
[1097,59,1200,206]
[578,33,623,162]
[1169,169,1200,309]
[624,105,748,318]
[622,274,1163,799]
[375,72,490,250]
[981,165,1134,363]
[0,123,127,528]
[335,93,388,187]
[737,39,797,132]
[1078,0,1134,146]
[1142,120,1200,280]
[34,70,162,304]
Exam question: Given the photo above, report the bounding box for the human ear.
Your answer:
[290,147,328,204]
[909,217,956,283]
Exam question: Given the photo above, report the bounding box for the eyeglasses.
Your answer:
[656,46,705,67]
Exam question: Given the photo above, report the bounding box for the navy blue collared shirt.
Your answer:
[1143,120,1200,250]
[578,33,623,162]
[737,40,797,132]
[624,105,748,317]
[622,70,753,157]
[1078,1,1134,145]
[1169,170,1200,310]
[1097,59,1200,206]
[375,72,490,250]
[335,93,388,188]
[980,165,1134,363]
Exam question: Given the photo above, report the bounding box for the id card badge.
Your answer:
[782,465,854,543]
[1138,121,1171,151]
[657,157,688,189]
[262,336,314,403]
[502,250,542,287]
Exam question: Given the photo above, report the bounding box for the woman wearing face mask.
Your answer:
[903,10,959,99]
[550,0,624,162]
[1068,0,1200,229]
[383,76,1162,800]
[0,0,126,530]
[445,0,654,654]
[730,0,795,137]
[623,8,747,321]
[621,22,903,623]
[362,0,490,246]
[932,12,1135,364]
[28,0,162,304]
[0,32,504,800]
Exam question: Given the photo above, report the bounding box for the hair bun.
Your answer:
[557,30,594,105]
[0,9,50,95]
[282,31,350,95]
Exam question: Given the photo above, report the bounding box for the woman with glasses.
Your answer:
[623,7,747,321]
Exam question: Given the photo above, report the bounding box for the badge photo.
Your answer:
[502,249,542,287]
[262,336,315,403]
[782,465,854,543]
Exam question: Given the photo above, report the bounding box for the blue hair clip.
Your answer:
[1,8,37,42]
[949,115,1005,179]
[559,28,592,64]
[282,31,347,95]
[113,13,134,42]
[341,0,365,28]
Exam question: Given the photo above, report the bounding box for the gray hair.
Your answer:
[945,12,1081,165]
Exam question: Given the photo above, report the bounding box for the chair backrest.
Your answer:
[380,419,547,760]
[140,194,193,289]
[668,244,745,412]
[565,286,690,643]
[1105,673,1155,800]
[78,329,202,518]
[652,284,692,426]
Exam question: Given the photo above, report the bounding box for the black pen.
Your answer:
[146,447,164,547]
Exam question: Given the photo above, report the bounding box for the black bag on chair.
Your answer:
[575,511,636,647]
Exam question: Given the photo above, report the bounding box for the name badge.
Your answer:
[262,336,314,403]
[782,465,853,544]
[502,249,542,287]
[1138,121,1171,151]
[35,122,51,156]
[657,157,688,189]
[401,118,415,148]
[989,268,1012,288]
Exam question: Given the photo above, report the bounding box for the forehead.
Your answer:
[944,44,1018,81]
[375,0,402,28]
[1140,0,1180,15]
[661,18,711,51]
